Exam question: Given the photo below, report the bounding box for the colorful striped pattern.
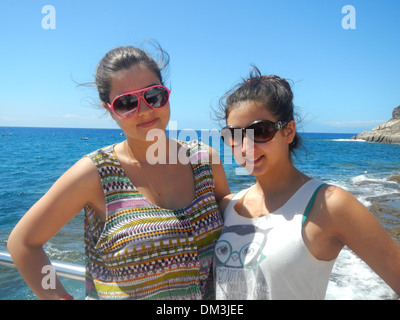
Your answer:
[84,142,223,300]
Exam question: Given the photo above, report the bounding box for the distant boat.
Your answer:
[81,137,89,140]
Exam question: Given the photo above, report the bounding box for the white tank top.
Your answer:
[214,179,336,300]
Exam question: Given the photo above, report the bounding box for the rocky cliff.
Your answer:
[355,106,400,144]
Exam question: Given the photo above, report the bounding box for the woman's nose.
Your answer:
[241,135,255,157]
[137,96,152,114]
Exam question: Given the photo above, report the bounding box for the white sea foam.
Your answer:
[323,171,399,299]
[330,139,367,142]
[349,174,400,211]
[326,247,395,300]
[351,174,386,186]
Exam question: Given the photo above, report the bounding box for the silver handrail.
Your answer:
[0,251,85,282]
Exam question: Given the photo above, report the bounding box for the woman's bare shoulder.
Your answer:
[218,193,235,214]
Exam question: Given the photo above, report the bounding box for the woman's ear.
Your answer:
[284,120,296,145]
[102,103,116,120]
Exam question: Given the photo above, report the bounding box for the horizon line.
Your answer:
[0,125,361,135]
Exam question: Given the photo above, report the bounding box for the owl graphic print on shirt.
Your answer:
[214,224,271,300]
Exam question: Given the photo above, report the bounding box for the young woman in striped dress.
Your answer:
[8,45,230,300]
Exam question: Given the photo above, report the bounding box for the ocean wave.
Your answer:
[326,247,396,300]
[350,174,391,185]
[44,242,84,265]
[330,139,366,142]
[347,174,399,208]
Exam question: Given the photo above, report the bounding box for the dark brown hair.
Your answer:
[218,65,302,155]
[95,43,169,104]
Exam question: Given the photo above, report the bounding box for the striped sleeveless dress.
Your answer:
[83,141,223,300]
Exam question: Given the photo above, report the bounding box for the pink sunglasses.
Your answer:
[107,85,170,118]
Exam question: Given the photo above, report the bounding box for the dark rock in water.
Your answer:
[355,106,400,144]
[370,198,400,244]
[388,175,400,184]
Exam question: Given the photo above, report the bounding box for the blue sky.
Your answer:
[0,0,399,133]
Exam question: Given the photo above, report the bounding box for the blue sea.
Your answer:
[0,126,399,300]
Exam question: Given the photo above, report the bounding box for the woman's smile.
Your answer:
[244,155,264,165]
[137,117,159,128]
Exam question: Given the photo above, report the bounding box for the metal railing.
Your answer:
[0,251,85,282]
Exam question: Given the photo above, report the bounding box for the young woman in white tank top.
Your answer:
[214,67,400,300]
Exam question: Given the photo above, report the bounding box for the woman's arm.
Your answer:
[205,145,230,203]
[7,157,103,299]
[203,144,232,215]
[326,186,400,296]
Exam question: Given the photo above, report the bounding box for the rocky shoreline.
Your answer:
[351,106,400,144]
[369,174,400,245]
